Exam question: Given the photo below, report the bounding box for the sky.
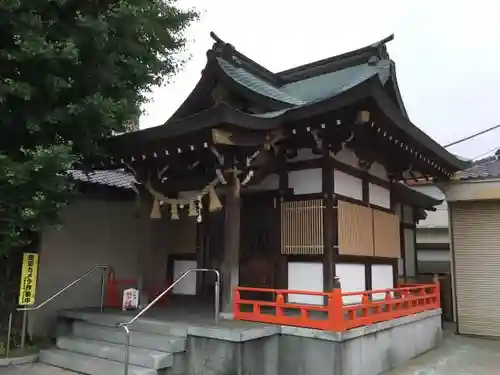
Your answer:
[140,0,500,160]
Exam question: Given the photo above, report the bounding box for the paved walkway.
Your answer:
[0,363,77,375]
[384,332,500,375]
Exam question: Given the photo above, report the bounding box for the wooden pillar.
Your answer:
[221,173,241,314]
[137,208,157,306]
[276,166,289,289]
[323,156,336,297]
[195,211,205,296]
[362,175,371,291]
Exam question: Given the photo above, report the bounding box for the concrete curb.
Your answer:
[0,354,39,367]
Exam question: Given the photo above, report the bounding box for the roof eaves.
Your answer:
[167,58,219,121]
[277,34,394,82]
[370,83,471,172]
[387,61,409,118]
[68,170,136,190]
[392,182,442,211]
[107,102,286,149]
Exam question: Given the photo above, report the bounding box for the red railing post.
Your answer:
[107,270,116,308]
[329,278,345,332]
[233,288,241,320]
[433,274,441,309]
[384,291,392,313]
[360,294,370,318]
[276,293,285,319]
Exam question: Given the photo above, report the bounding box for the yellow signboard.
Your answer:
[18,252,39,306]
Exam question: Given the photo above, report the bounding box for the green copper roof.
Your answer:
[281,59,391,102]
[217,58,305,105]
[217,57,391,107]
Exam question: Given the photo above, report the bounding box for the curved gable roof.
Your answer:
[169,32,400,120]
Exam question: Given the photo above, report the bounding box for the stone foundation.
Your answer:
[186,309,442,375]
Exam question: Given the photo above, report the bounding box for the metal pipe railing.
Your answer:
[117,268,220,375]
[5,264,113,356]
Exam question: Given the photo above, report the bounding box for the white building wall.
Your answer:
[417,250,450,262]
[334,170,363,200]
[369,183,391,209]
[412,185,449,229]
[336,263,365,305]
[371,264,394,300]
[416,228,449,244]
[287,262,323,305]
[288,169,322,195]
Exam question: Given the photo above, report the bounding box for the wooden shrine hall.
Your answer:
[89,32,468,315]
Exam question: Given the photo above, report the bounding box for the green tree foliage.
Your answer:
[0,0,198,254]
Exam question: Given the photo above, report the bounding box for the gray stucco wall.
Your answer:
[30,198,149,336]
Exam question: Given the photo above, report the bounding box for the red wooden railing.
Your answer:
[234,283,440,332]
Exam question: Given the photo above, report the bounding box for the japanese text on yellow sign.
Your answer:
[18,252,39,306]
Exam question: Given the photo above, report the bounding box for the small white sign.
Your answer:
[122,288,139,311]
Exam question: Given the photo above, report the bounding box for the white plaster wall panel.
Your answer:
[248,173,279,191]
[288,168,322,195]
[172,260,197,295]
[287,262,323,305]
[332,147,359,168]
[369,183,391,209]
[334,170,363,200]
[335,263,365,305]
[369,162,389,181]
[371,264,394,300]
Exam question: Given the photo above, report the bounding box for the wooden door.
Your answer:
[239,194,279,300]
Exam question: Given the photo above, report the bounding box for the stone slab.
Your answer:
[0,354,38,367]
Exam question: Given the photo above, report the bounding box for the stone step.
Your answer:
[72,321,186,353]
[39,349,157,375]
[59,310,188,337]
[57,336,173,369]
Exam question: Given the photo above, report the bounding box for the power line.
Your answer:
[444,123,500,148]
[470,146,500,161]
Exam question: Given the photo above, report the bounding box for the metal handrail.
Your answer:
[118,268,220,375]
[6,264,113,357]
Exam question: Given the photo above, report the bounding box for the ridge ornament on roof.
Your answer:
[90,32,469,186]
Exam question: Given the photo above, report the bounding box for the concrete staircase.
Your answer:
[40,316,187,375]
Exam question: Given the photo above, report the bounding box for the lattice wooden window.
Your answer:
[338,201,374,256]
[337,201,401,259]
[373,209,401,258]
[281,199,324,255]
